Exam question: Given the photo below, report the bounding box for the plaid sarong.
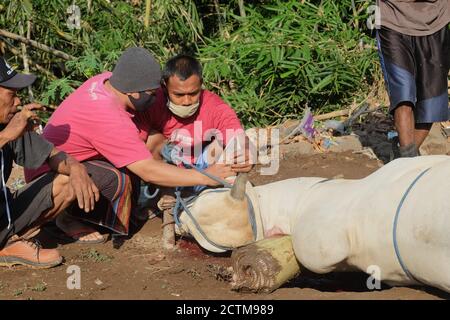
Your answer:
[69,160,138,235]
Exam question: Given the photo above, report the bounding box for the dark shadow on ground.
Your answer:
[351,111,395,164]
[283,271,391,293]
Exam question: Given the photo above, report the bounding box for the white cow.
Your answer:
[175,155,450,293]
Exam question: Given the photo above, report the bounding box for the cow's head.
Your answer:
[175,173,264,252]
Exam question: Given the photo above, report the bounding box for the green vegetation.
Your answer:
[80,248,113,263]
[0,0,381,127]
[31,281,47,292]
[13,288,24,297]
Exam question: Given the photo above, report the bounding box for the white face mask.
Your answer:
[167,100,200,118]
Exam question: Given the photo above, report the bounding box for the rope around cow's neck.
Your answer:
[173,188,258,251]
[148,146,258,251]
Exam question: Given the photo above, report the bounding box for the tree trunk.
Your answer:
[144,0,152,29]
[238,0,246,18]
[19,21,34,102]
[0,29,74,60]
[231,235,301,293]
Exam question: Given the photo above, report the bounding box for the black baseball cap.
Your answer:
[0,56,36,89]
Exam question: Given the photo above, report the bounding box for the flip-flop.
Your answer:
[43,222,107,244]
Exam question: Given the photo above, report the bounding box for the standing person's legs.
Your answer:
[413,25,450,148]
[414,123,433,149]
[377,27,419,157]
[0,172,76,268]
[393,106,432,156]
[378,26,450,158]
[393,103,420,156]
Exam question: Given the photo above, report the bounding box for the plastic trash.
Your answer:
[322,138,333,149]
[323,120,345,135]
[387,131,398,140]
[298,107,317,140]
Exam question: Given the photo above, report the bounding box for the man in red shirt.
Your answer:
[135,55,253,219]
[25,48,234,243]
[139,55,252,188]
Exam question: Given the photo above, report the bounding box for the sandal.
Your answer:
[43,222,107,244]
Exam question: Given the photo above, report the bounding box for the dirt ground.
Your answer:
[1,147,449,301]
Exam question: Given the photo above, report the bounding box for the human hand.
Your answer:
[68,164,100,212]
[203,163,235,186]
[230,144,254,173]
[3,103,42,141]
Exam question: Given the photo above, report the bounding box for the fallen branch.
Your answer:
[144,0,152,28]
[0,29,75,60]
[19,21,34,101]
[315,109,351,121]
[238,0,246,18]
[2,42,57,80]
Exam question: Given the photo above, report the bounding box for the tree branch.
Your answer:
[2,41,58,80]
[0,29,75,61]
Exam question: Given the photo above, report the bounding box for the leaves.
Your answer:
[41,78,78,106]
[199,0,379,127]
[0,0,381,127]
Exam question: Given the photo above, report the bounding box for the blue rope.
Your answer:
[161,144,233,188]
[393,167,431,284]
[143,185,159,199]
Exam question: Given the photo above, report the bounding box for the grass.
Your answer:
[199,0,380,127]
[31,281,47,292]
[80,249,113,263]
[11,281,47,297]
[13,288,24,297]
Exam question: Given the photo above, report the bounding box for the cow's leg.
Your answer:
[157,189,177,251]
[231,235,300,293]
[291,216,350,274]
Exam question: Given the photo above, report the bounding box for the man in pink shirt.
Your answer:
[25,48,234,243]
[135,55,253,216]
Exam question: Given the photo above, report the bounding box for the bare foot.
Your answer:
[56,211,105,243]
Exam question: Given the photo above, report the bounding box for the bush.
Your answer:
[199,0,379,127]
[0,0,381,127]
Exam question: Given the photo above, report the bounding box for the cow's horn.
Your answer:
[230,173,248,201]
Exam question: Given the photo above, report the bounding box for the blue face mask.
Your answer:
[129,91,156,112]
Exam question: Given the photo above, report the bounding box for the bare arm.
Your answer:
[0,132,10,148]
[47,148,83,175]
[145,130,167,161]
[127,158,234,187]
